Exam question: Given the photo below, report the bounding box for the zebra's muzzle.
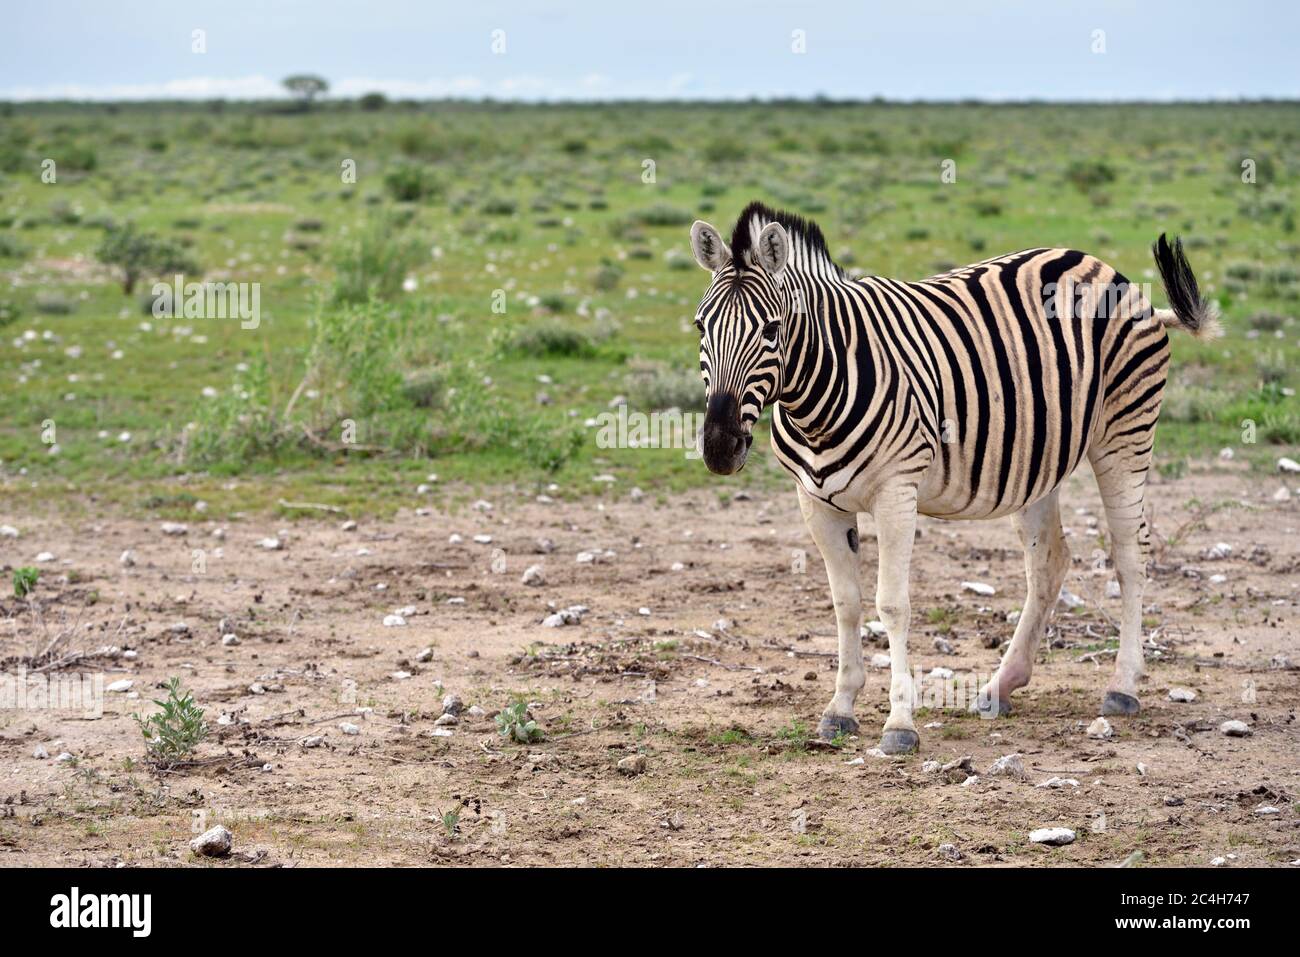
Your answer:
[701,392,751,475]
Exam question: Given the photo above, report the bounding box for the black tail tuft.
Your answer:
[1151,233,1222,339]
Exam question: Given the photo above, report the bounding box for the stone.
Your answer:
[106,679,133,693]
[190,825,233,857]
[1087,716,1113,739]
[1029,827,1076,846]
[340,722,361,735]
[617,754,647,775]
[442,693,464,717]
[521,565,545,586]
[987,753,1025,778]
[961,581,996,596]
[160,522,188,536]
[1168,687,1197,702]
[1220,720,1251,737]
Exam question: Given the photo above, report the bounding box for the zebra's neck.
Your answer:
[776,266,880,440]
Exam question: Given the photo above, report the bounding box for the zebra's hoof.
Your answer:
[1102,691,1141,716]
[878,729,920,755]
[817,713,859,741]
[974,693,1012,718]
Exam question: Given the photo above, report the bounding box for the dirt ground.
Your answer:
[1,463,1297,868]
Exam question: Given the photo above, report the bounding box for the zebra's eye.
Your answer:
[694,318,705,335]
[763,321,780,341]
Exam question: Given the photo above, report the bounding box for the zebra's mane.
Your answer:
[729,201,843,277]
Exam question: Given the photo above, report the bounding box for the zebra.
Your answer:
[688,201,1219,754]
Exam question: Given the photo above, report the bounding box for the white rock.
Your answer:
[1029,827,1076,846]
[1036,777,1080,789]
[1278,457,1300,474]
[341,520,357,531]
[987,753,1025,778]
[961,581,996,597]
[106,679,133,693]
[434,713,458,727]
[448,533,464,544]
[33,745,49,759]
[1105,579,1122,599]
[1255,805,1281,816]
[190,825,232,857]
[257,537,282,550]
[870,653,892,669]
[441,694,464,717]
[1058,589,1086,608]
[1168,687,1197,702]
[0,525,18,538]
[1204,542,1233,560]
[35,551,55,563]
[1220,720,1251,737]
[1087,716,1113,739]
[222,633,240,646]
[301,735,325,748]
[339,722,361,735]
[575,551,596,564]
[1210,856,1227,867]
[521,565,545,586]
[383,614,406,627]
[862,620,887,637]
[472,534,492,544]
[160,522,188,536]
[929,667,954,680]
[1273,487,1292,502]
[119,549,136,567]
[390,671,411,680]
[55,752,74,763]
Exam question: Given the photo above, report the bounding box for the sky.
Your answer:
[1,0,1296,102]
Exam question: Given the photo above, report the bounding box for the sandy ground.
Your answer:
[0,463,1297,867]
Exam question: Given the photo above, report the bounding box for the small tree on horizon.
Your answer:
[283,74,329,110]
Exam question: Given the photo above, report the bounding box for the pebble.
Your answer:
[1203,542,1233,560]
[433,713,458,727]
[340,722,361,735]
[441,694,464,717]
[1167,687,1196,702]
[106,679,133,693]
[222,633,240,646]
[1036,777,1080,789]
[301,736,324,748]
[190,825,233,858]
[341,520,357,531]
[35,551,55,563]
[1028,827,1076,846]
[521,565,545,586]
[987,753,1025,778]
[870,653,891,669]
[257,537,282,550]
[937,843,963,861]
[119,549,136,567]
[160,522,188,536]
[1219,720,1251,737]
[33,745,49,759]
[961,581,996,596]
[933,637,954,655]
[1255,805,1281,816]
[0,525,17,538]
[1278,457,1300,474]
[617,755,646,775]
[1087,716,1113,739]
[382,614,406,627]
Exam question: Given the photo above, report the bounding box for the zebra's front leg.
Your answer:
[873,482,920,754]
[797,487,865,742]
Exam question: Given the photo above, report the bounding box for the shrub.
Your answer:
[330,216,423,305]
[383,163,439,202]
[134,678,207,768]
[95,222,198,295]
[497,321,596,358]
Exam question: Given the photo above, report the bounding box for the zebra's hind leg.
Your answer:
[976,489,1068,717]
[1090,444,1153,716]
[797,487,866,742]
[871,481,920,754]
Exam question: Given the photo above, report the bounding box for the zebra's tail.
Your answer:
[1151,233,1222,340]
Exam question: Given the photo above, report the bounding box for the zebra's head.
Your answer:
[688,216,792,475]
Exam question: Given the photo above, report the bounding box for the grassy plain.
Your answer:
[0,100,1296,519]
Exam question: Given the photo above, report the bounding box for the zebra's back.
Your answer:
[865,247,1170,519]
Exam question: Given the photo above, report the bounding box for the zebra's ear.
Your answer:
[755,222,790,277]
[690,220,731,272]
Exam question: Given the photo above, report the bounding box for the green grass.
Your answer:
[0,100,1296,517]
